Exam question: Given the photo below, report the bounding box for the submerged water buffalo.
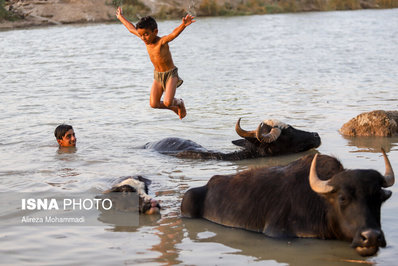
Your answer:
[340,110,398,137]
[104,176,160,215]
[144,118,321,160]
[181,150,395,256]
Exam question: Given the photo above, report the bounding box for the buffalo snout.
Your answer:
[312,132,321,146]
[352,229,386,256]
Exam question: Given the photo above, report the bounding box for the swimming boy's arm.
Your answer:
[116,7,139,37]
[161,14,195,44]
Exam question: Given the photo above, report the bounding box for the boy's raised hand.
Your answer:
[116,7,122,19]
[182,14,196,27]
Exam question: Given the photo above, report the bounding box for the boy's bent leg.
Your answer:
[150,80,180,116]
[164,77,186,119]
[163,77,178,108]
[150,80,164,108]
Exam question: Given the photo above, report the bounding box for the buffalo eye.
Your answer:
[338,194,349,207]
[380,189,392,202]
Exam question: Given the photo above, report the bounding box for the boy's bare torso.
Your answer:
[146,36,175,72]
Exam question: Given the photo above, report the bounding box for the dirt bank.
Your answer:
[1,0,116,30]
[0,0,392,30]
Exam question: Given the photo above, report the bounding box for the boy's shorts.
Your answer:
[154,67,183,91]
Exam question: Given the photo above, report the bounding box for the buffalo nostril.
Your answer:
[361,233,369,243]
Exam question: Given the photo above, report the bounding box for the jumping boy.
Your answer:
[116,7,195,119]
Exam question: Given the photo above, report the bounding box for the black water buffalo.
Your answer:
[181,150,395,256]
[144,118,321,160]
[104,176,160,215]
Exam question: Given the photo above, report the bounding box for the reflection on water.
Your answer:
[56,147,78,154]
[151,215,185,264]
[343,135,398,153]
[1,8,398,265]
[181,218,367,266]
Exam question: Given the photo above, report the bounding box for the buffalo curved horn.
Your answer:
[381,148,395,187]
[256,126,282,143]
[235,118,257,139]
[309,153,334,194]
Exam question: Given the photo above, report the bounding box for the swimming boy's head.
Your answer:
[136,16,158,44]
[54,124,76,147]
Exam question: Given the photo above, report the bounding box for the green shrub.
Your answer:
[199,0,219,16]
[265,4,284,13]
[112,0,150,20]
[0,0,20,21]
[0,0,8,20]
[376,0,398,7]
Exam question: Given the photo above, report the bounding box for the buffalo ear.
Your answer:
[381,189,392,202]
[232,138,258,147]
[232,139,247,147]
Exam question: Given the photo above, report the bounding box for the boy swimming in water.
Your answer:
[116,7,195,119]
[54,124,76,147]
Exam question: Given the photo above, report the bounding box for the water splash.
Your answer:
[186,0,199,16]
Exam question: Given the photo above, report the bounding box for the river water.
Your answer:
[1,8,397,265]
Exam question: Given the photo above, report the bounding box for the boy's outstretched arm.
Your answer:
[161,14,195,44]
[116,7,140,37]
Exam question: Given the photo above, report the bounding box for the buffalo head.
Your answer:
[105,176,161,215]
[145,118,321,160]
[234,118,321,156]
[309,149,394,256]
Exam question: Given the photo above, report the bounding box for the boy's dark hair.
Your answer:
[54,124,73,140]
[136,16,157,31]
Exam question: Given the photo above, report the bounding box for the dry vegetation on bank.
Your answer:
[1,0,397,29]
[117,0,398,19]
